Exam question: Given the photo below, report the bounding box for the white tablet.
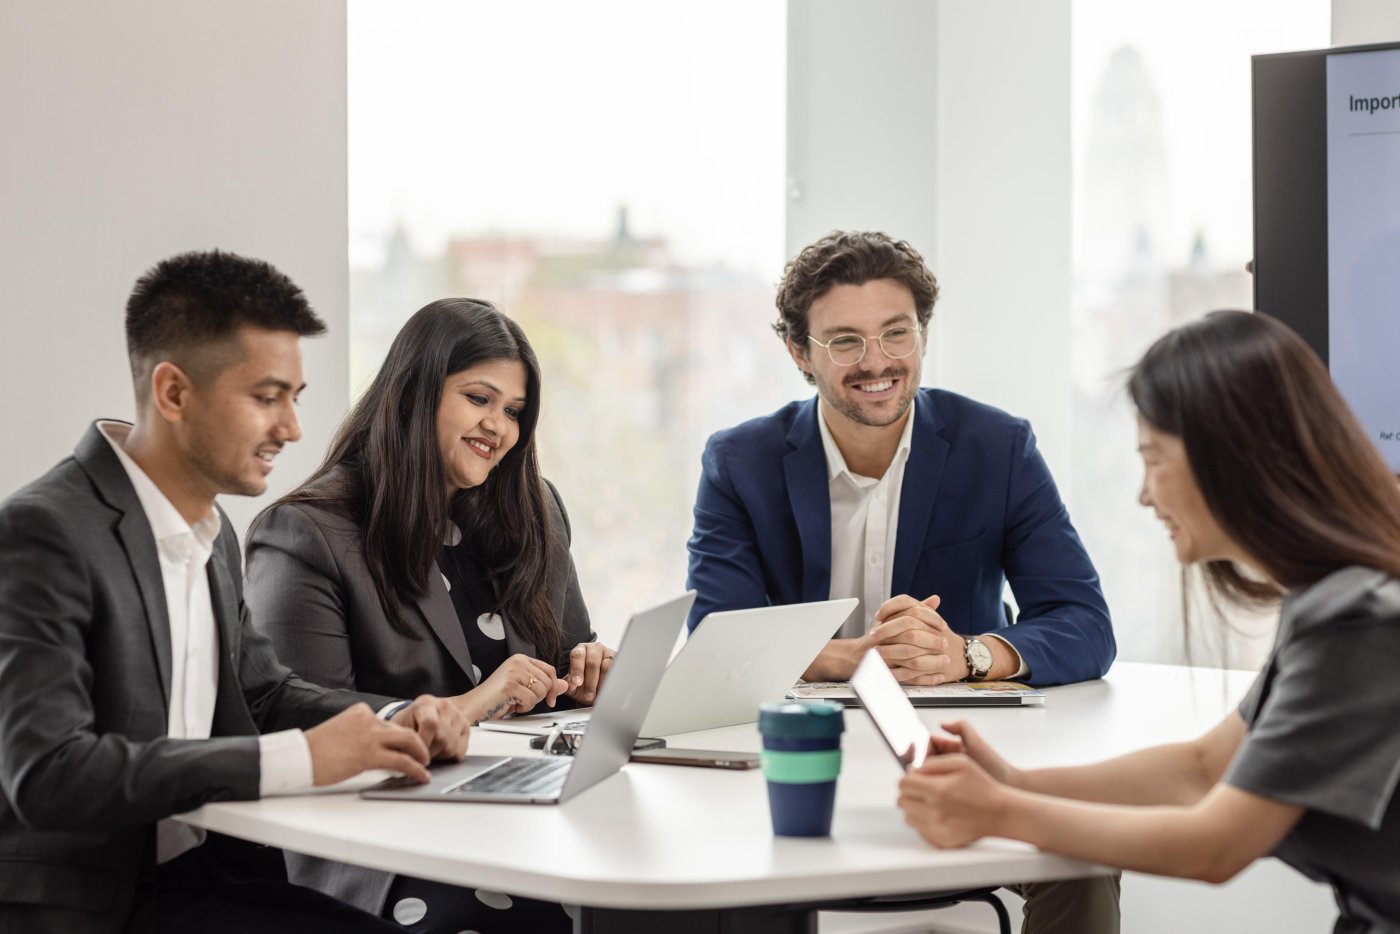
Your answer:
[849,648,933,770]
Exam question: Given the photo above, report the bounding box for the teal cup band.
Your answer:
[761,748,842,784]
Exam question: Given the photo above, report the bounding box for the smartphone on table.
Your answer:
[628,747,761,770]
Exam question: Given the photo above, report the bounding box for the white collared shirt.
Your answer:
[815,405,1027,677]
[820,401,916,639]
[98,422,312,863]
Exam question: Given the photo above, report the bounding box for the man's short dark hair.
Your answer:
[773,231,939,384]
[125,250,326,401]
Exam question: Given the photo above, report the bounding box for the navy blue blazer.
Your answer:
[685,388,1114,686]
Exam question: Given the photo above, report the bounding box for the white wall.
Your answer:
[1334,0,1400,44]
[786,0,1075,496]
[932,2,1075,491]
[786,0,940,274]
[785,0,941,385]
[0,0,349,536]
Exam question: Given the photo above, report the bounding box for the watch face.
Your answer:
[967,638,994,673]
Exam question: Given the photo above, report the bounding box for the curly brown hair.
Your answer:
[773,231,939,384]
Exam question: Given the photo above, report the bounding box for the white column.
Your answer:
[785,0,941,378]
[787,0,1074,491]
[1333,0,1400,44]
[932,1,1074,489]
[0,0,349,537]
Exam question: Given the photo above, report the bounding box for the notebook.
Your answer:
[787,679,1044,708]
[360,591,695,805]
[479,598,857,738]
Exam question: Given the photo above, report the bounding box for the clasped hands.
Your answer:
[857,594,971,684]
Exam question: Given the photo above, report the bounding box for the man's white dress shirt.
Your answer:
[815,404,1026,676]
[821,401,916,639]
[98,422,312,862]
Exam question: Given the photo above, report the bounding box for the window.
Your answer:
[1070,0,1330,666]
[349,1,793,640]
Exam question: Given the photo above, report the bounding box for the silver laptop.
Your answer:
[360,591,695,805]
[639,598,855,735]
[481,598,856,738]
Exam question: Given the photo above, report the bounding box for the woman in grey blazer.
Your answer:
[246,299,607,933]
[898,311,1400,933]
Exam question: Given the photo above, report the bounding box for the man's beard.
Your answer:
[817,364,918,428]
[185,421,268,498]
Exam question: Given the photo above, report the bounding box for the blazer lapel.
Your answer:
[891,393,949,597]
[206,550,255,735]
[415,574,476,679]
[207,548,240,657]
[115,509,173,709]
[75,423,173,709]
[783,400,833,603]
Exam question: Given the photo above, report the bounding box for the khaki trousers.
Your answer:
[1008,874,1122,934]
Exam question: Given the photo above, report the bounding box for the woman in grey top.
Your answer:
[898,311,1400,933]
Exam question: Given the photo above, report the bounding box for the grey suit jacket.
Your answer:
[244,472,593,914]
[0,424,397,934]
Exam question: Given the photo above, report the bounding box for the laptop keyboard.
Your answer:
[444,757,572,796]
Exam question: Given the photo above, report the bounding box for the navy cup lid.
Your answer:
[758,700,846,738]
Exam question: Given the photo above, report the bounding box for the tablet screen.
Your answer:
[849,649,932,770]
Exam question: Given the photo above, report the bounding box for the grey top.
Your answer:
[1224,566,1400,933]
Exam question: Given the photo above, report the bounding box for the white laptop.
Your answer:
[360,591,695,805]
[480,598,856,738]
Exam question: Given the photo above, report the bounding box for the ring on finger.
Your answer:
[528,676,538,688]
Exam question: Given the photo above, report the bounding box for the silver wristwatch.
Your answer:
[963,635,994,681]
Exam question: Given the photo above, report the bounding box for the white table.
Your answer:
[180,662,1254,932]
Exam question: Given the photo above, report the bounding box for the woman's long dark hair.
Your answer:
[270,298,561,658]
[1128,309,1400,606]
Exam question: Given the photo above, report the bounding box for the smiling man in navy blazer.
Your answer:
[687,230,1114,688]
[685,230,1119,930]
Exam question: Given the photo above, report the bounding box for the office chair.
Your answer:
[819,887,1012,934]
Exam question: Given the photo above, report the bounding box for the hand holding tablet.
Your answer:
[850,648,939,770]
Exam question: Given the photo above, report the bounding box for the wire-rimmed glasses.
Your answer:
[806,322,922,366]
[540,722,585,756]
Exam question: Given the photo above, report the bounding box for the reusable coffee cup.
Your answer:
[757,700,845,837]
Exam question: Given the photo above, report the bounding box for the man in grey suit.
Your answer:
[0,251,471,934]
